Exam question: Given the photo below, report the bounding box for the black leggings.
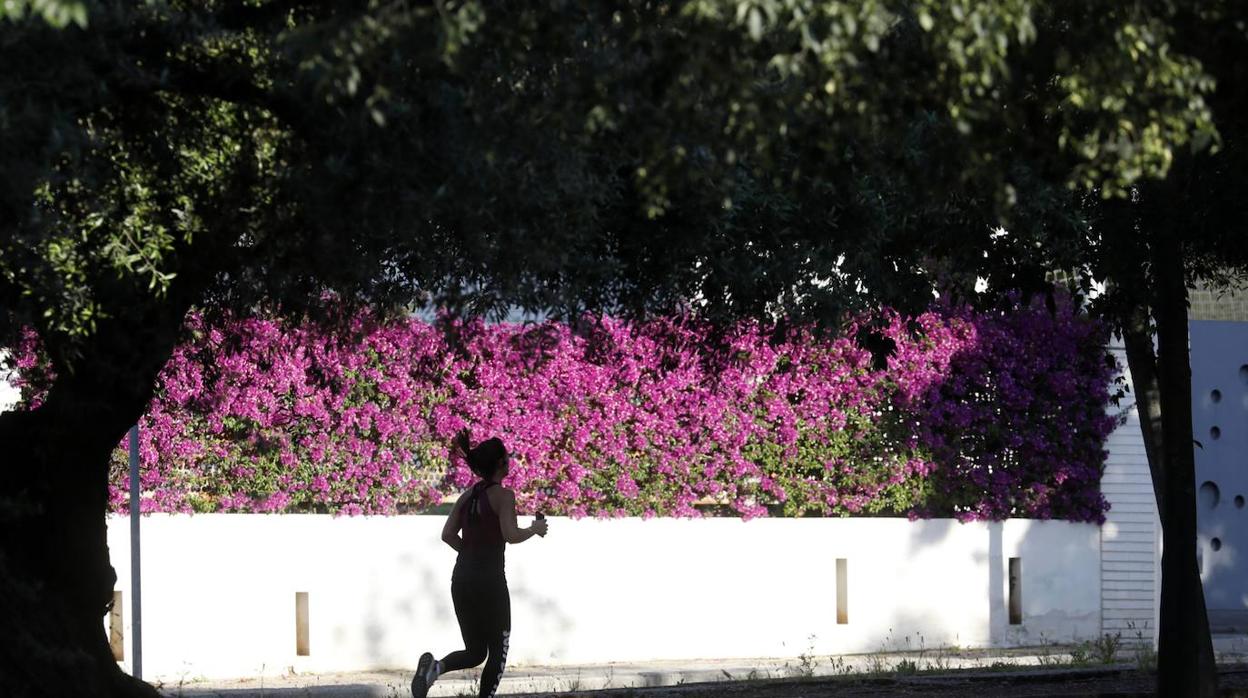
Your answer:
[440,572,511,698]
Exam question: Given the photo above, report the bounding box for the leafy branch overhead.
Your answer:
[0,1,1227,365]
[0,0,88,28]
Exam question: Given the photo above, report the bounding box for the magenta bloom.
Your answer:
[3,294,1115,522]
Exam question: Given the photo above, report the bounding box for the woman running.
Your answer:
[411,431,548,698]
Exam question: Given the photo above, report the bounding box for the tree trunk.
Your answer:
[0,410,159,697]
[1151,234,1219,697]
[0,298,192,697]
[1120,304,1167,527]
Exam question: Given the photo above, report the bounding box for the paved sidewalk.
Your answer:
[156,635,1248,697]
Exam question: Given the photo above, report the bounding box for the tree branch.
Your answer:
[213,0,327,31]
[105,12,318,140]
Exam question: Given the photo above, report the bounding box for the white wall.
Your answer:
[105,515,1100,682]
[0,350,18,412]
[999,520,1103,645]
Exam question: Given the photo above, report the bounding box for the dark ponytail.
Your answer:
[453,429,473,465]
[455,429,508,527]
[453,428,507,481]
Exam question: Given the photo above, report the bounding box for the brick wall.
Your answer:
[1189,281,1248,322]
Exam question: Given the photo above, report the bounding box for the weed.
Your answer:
[911,632,951,672]
[864,649,891,677]
[1068,643,1093,667]
[863,628,897,676]
[1127,621,1157,672]
[1134,644,1158,673]
[925,648,952,672]
[795,633,817,677]
[1093,631,1122,664]
[828,655,855,676]
[894,659,920,676]
[1034,632,1065,667]
[988,660,1021,671]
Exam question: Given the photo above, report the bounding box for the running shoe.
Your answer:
[412,651,435,698]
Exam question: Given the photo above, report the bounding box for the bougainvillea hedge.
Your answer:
[4,295,1120,521]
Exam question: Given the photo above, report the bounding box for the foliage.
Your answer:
[0,1,1229,366]
[0,0,86,28]
[8,294,1118,521]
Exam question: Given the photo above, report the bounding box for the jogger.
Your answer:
[412,432,547,698]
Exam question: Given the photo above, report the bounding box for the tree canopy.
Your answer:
[1,1,1228,355]
[2,2,1246,696]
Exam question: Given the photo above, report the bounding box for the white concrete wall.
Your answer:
[1100,343,1162,646]
[105,515,1100,682]
[999,520,1103,645]
[0,350,18,412]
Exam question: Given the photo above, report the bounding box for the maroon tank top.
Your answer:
[457,480,505,573]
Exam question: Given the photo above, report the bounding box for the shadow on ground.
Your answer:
[506,665,1248,698]
[162,685,389,697]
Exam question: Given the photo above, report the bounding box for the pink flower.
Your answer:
[2,293,1113,523]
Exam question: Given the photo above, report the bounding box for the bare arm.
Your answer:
[441,492,468,552]
[494,488,545,544]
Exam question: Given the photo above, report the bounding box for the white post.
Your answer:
[128,425,142,680]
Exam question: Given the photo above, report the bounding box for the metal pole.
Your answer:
[128,425,142,680]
